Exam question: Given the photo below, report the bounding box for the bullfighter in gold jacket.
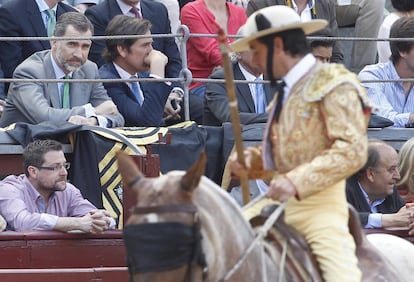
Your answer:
[230,6,371,281]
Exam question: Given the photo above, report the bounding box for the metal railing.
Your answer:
[0,25,413,120]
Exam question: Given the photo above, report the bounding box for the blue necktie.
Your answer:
[130,76,143,105]
[255,78,266,114]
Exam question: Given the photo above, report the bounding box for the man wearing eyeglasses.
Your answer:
[346,139,414,229]
[0,139,115,232]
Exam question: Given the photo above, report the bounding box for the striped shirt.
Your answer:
[358,61,414,127]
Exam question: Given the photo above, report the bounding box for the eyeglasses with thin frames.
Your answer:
[36,162,71,172]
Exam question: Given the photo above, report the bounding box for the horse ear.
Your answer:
[181,151,207,193]
[115,151,144,189]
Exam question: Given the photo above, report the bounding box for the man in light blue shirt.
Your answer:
[359,17,414,127]
[346,140,413,228]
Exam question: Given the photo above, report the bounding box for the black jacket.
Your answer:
[346,176,405,226]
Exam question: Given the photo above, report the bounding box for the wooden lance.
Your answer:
[218,28,250,205]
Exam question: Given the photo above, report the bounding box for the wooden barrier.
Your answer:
[0,230,127,281]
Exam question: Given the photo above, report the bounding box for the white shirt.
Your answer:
[336,0,352,5]
[238,62,263,109]
[116,0,142,17]
[113,62,145,103]
[291,0,314,22]
[50,55,108,126]
[35,0,58,30]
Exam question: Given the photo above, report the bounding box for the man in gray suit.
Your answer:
[0,12,124,128]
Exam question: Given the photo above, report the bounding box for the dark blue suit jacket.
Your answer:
[85,0,182,83]
[0,0,75,82]
[99,62,172,127]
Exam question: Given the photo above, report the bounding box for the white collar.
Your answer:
[35,0,58,13]
[112,62,137,80]
[116,0,142,15]
[282,53,316,95]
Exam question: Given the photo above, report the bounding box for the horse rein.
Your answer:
[219,201,288,282]
[129,203,208,282]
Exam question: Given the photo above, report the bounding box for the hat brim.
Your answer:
[231,19,328,52]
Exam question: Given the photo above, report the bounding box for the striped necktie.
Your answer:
[46,9,56,37]
[62,75,70,108]
[255,78,266,114]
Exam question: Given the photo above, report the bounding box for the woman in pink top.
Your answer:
[180,0,247,97]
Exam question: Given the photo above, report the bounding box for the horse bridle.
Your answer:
[124,201,208,282]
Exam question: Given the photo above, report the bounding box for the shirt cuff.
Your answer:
[83,103,96,118]
[96,115,111,127]
[35,213,59,230]
[365,213,382,228]
[109,217,116,229]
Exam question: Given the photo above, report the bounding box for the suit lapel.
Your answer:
[44,52,61,108]
[26,2,49,50]
[110,0,123,16]
[234,64,255,113]
[109,63,141,101]
[71,68,88,107]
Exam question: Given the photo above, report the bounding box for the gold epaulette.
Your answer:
[302,63,371,110]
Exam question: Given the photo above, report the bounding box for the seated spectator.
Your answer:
[0,139,115,232]
[358,17,414,128]
[246,0,344,64]
[377,0,414,63]
[85,0,205,124]
[203,47,274,126]
[99,15,177,126]
[84,0,182,79]
[180,0,247,97]
[0,0,76,92]
[0,12,124,128]
[309,30,335,63]
[346,139,413,229]
[397,137,414,200]
[335,0,385,73]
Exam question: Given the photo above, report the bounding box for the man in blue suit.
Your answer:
[99,15,175,126]
[0,0,76,92]
[85,0,181,75]
[86,0,204,124]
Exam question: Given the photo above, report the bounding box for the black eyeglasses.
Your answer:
[36,162,71,171]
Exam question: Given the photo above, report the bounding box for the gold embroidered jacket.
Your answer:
[258,63,371,200]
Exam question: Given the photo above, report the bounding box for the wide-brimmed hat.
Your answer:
[231,5,327,52]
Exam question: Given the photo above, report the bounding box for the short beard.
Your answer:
[56,44,84,73]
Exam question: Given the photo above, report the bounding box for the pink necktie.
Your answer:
[130,6,142,19]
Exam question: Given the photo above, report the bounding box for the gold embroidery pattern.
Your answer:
[271,65,369,199]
